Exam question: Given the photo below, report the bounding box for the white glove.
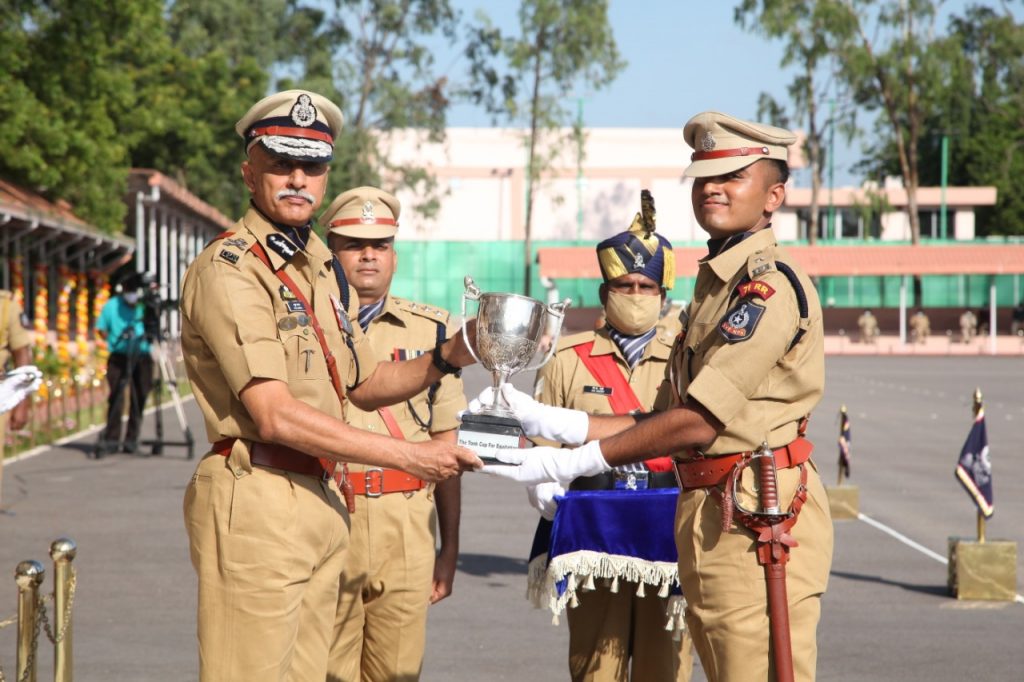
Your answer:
[481,440,610,487]
[467,384,589,446]
[527,482,565,521]
[0,365,43,414]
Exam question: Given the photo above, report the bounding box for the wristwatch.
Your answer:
[431,342,461,377]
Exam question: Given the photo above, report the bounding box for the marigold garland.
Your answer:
[75,271,90,363]
[56,266,73,379]
[33,264,48,362]
[11,256,25,311]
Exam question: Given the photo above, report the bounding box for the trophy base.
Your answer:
[458,413,527,464]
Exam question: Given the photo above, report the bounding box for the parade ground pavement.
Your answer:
[1,356,1022,681]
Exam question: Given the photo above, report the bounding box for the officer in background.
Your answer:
[95,276,153,456]
[909,308,930,344]
[857,309,878,344]
[0,289,32,512]
[526,191,693,682]
[323,187,466,682]
[477,111,833,681]
[179,90,480,681]
[959,309,977,344]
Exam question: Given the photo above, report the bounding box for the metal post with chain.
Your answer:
[2,539,77,682]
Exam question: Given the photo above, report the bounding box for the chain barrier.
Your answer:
[1,539,77,682]
[39,568,75,645]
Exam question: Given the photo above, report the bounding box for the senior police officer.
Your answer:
[0,289,32,511]
[523,192,694,682]
[179,90,480,682]
[322,187,466,681]
[476,111,833,682]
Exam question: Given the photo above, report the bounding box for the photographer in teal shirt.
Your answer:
[95,278,153,456]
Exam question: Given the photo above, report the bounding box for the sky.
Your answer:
[436,1,1011,188]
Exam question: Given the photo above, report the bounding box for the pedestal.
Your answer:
[458,413,527,464]
[947,538,1018,601]
[826,485,859,520]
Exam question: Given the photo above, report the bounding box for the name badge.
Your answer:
[583,385,613,396]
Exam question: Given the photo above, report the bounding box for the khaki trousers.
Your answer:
[183,452,350,682]
[567,584,694,682]
[676,461,833,682]
[328,486,436,682]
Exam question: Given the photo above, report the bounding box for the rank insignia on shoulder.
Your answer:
[218,249,240,264]
[751,262,773,278]
[266,233,299,260]
[279,285,296,301]
[286,300,305,313]
[223,237,248,250]
[719,301,766,343]
[583,385,613,396]
[735,280,776,300]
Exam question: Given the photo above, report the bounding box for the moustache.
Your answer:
[275,189,316,204]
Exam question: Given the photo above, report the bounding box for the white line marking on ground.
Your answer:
[5,395,196,466]
[858,512,1024,605]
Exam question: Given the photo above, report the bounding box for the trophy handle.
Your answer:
[523,298,572,372]
[461,276,483,366]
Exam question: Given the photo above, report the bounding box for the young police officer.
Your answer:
[180,91,480,681]
[477,111,833,682]
[322,187,466,681]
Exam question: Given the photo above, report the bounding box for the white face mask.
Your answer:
[604,290,662,335]
[123,292,140,305]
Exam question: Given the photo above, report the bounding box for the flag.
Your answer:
[838,407,851,479]
[955,407,994,518]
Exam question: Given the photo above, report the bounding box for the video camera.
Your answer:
[123,272,178,340]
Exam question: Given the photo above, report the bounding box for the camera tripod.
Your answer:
[141,334,194,459]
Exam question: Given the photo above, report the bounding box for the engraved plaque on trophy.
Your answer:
[458,276,570,463]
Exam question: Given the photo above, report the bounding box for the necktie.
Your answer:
[358,298,385,332]
[607,326,657,369]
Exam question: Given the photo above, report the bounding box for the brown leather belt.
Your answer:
[348,468,426,497]
[212,438,343,486]
[673,438,813,490]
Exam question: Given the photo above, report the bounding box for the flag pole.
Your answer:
[972,388,986,544]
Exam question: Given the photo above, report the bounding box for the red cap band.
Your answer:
[691,146,771,161]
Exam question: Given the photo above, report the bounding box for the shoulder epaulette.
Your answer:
[396,298,450,324]
[209,230,255,268]
[746,248,777,279]
[556,330,596,352]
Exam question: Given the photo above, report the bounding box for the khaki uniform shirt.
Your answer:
[180,208,378,444]
[536,321,678,418]
[343,296,466,473]
[0,291,31,368]
[667,228,824,454]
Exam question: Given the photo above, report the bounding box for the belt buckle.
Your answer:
[364,468,384,497]
[613,465,648,491]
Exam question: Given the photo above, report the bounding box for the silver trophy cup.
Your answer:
[458,276,570,462]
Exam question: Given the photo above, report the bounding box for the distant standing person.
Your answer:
[1012,299,1024,336]
[959,309,977,344]
[909,309,930,344]
[857,309,878,344]
[95,278,152,456]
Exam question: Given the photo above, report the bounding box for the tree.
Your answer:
[465,0,625,295]
[278,0,461,222]
[734,0,855,244]
[834,0,949,246]
[934,4,1024,237]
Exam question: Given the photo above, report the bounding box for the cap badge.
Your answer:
[632,252,645,270]
[701,131,716,152]
[360,201,375,224]
[290,94,317,128]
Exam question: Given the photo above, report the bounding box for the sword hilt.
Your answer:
[754,441,782,516]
